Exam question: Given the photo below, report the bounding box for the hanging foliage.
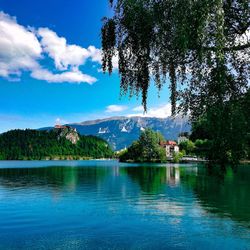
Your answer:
[101,0,250,164]
[102,0,249,119]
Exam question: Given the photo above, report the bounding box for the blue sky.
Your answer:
[0,0,171,133]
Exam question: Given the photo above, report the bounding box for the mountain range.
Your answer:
[41,116,191,150]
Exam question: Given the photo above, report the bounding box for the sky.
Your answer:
[0,0,171,133]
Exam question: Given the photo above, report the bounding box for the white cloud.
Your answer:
[55,117,68,125]
[111,51,119,69]
[0,12,41,77]
[31,68,96,84]
[146,103,172,118]
[0,11,103,84]
[132,105,144,112]
[88,45,102,63]
[128,103,172,118]
[87,46,119,71]
[104,103,172,118]
[105,105,128,113]
[37,29,117,72]
[38,28,91,71]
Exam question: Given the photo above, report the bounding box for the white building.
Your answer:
[160,141,179,157]
[177,132,189,144]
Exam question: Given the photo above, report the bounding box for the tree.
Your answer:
[0,129,114,160]
[179,140,196,155]
[102,0,249,164]
[119,128,166,162]
[173,151,184,163]
[194,139,211,158]
[190,91,250,163]
[139,128,165,161]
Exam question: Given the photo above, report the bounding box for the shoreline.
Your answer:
[0,158,115,161]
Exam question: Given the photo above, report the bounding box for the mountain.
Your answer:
[0,128,113,160]
[64,116,191,150]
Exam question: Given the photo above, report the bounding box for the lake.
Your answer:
[0,160,249,249]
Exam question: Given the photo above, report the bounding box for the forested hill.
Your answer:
[0,128,113,160]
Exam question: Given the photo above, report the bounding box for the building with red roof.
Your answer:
[160,140,179,158]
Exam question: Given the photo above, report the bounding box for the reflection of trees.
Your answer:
[0,167,109,192]
[1,164,249,227]
[181,165,250,227]
[124,166,196,218]
[125,166,182,194]
[125,167,166,194]
[125,165,250,227]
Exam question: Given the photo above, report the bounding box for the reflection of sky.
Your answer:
[0,188,4,200]
[0,160,200,169]
[0,161,250,249]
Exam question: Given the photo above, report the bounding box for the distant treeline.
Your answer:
[0,129,113,160]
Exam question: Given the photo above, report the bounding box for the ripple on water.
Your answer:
[0,161,250,249]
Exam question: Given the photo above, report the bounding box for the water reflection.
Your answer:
[0,163,249,225]
[0,161,249,248]
[0,166,108,190]
[181,165,250,227]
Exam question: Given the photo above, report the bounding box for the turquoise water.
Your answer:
[0,160,249,249]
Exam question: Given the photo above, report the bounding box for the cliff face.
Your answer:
[54,126,80,144]
[65,132,79,144]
